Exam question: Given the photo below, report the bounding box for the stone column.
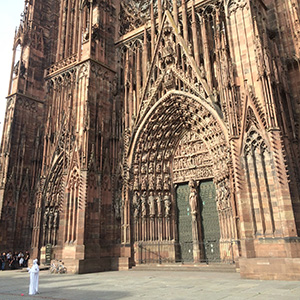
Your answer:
[141,191,147,241]
[157,193,163,241]
[151,1,156,58]
[157,0,162,28]
[143,27,148,83]
[172,0,178,26]
[149,192,156,240]
[182,0,189,42]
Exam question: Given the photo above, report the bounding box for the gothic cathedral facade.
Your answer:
[0,0,300,280]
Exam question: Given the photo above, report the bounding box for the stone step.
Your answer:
[132,263,238,273]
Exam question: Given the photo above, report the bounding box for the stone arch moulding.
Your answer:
[13,38,23,49]
[128,90,229,165]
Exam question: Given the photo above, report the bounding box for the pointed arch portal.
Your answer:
[125,90,237,264]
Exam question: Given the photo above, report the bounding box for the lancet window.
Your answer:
[243,130,278,237]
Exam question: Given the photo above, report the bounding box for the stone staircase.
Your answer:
[132,263,238,273]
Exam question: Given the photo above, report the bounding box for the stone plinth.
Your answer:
[239,257,300,280]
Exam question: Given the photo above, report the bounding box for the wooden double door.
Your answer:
[176,180,220,262]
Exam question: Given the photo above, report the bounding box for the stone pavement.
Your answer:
[0,268,299,300]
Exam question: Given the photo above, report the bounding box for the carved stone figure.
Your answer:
[43,207,49,229]
[148,191,156,218]
[165,149,172,160]
[163,41,175,65]
[148,174,155,190]
[163,161,170,173]
[216,180,230,211]
[132,191,139,207]
[156,162,162,173]
[164,194,171,218]
[156,193,163,217]
[200,64,206,79]
[141,191,147,218]
[189,180,198,215]
[134,205,140,220]
[48,207,54,228]
[141,176,147,190]
[141,164,147,174]
[133,177,139,191]
[156,175,163,191]
[148,162,154,174]
[53,210,59,228]
[163,175,170,191]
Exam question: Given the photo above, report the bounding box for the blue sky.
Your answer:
[0,1,26,137]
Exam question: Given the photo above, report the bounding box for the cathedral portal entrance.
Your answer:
[127,91,232,266]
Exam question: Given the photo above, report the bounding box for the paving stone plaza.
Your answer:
[0,269,299,300]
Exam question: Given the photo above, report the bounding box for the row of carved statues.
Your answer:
[42,206,59,246]
[132,179,200,219]
[132,191,172,219]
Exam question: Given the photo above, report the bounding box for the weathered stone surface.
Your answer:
[0,0,300,280]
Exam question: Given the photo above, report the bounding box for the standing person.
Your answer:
[24,251,30,267]
[28,259,39,295]
[19,252,24,268]
[0,253,5,271]
[11,252,18,269]
[6,251,12,267]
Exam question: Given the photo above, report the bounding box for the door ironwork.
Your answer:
[176,183,193,262]
[199,180,220,262]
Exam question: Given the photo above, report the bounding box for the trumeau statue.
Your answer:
[189,180,198,215]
